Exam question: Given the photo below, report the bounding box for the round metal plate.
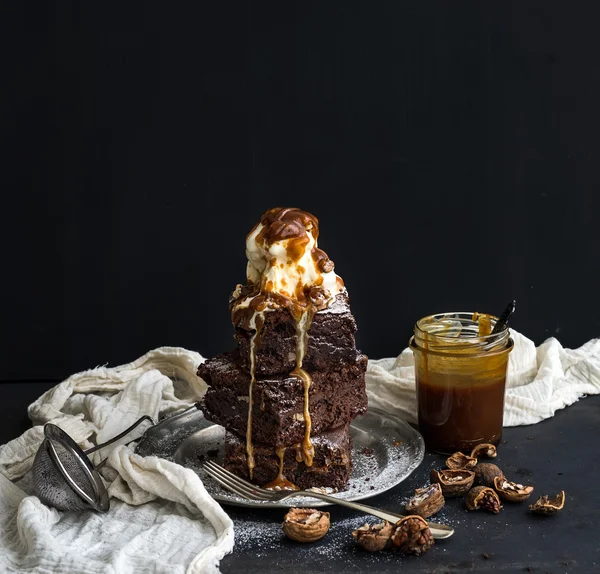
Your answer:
[160,408,425,508]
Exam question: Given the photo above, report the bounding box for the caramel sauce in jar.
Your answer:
[410,312,513,454]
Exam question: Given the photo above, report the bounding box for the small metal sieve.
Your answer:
[32,403,200,512]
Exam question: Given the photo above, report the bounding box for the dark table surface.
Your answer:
[2,382,599,573]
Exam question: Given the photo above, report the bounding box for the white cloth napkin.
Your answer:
[366,329,600,426]
[1,331,599,573]
[0,347,234,574]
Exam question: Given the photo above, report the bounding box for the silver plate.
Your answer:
[135,407,424,508]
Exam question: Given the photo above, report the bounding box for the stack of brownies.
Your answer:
[198,208,367,491]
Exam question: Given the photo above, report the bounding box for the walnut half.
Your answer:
[446,451,477,470]
[430,468,475,498]
[352,521,393,552]
[470,443,498,459]
[282,508,330,542]
[466,486,502,514]
[494,476,534,503]
[405,483,445,518]
[529,491,565,515]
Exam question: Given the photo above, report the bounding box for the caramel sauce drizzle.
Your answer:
[245,312,264,480]
[291,308,315,466]
[246,332,257,479]
[263,447,300,491]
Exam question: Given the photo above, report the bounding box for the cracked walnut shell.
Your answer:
[390,515,434,555]
[405,483,445,518]
[529,491,565,515]
[446,451,477,470]
[282,508,330,542]
[430,468,475,498]
[494,476,534,503]
[470,443,498,459]
[466,486,502,514]
[352,521,393,552]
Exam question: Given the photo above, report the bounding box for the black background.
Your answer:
[2,2,599,382]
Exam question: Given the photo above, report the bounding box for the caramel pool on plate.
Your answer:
[410,312,513,454]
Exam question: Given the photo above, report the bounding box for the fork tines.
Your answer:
[203,460,274,501]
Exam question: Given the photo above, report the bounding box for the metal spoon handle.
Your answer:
[290,491,454,539]
[491,300,516,334]
[84,415,155,455]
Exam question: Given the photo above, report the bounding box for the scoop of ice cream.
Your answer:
[244,207,344,303]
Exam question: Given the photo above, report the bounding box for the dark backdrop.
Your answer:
[2,2,599,382]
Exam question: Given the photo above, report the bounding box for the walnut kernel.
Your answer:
[466,486,502,514]
[390,515,434,555]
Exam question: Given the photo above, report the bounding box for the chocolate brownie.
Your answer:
[233,292,359,376]
[223,424,352,490]
[198,352,367,447]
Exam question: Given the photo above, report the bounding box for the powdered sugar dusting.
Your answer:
[164,408,424,508]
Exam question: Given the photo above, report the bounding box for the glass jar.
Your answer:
[409,312,513,454]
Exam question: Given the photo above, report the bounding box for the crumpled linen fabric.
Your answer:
[366,329,600,426]
[0,347,234,574]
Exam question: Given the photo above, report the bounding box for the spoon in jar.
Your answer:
[491,300,516,334]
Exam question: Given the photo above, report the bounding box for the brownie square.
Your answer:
[233,292,359,376]
[223,424,352,490]
[198,352,367,447]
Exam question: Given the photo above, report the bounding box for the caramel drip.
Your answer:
[262,447,300,491]
[472,312,492,337]
[291,309,315,467]
[246,333,256,479]
[245,313,264,479]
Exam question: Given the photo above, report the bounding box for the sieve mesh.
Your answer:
[32,438,97,511]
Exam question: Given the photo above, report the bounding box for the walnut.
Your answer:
[493,476,534,503]
[352,521,393,552]
[405,483,445,518]
[319,258,335,273]
[282,508,330,542]
[430,468,475,498]
[307,287,331,310]
[529,491,565,515]
[446,451,477,470]
[470,443,498,459]
[466,486,502,514]
[390,515,434,555]
[474,463,505,488]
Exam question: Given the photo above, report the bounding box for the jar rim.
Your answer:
[409,335,514,358]
[413,311,512,354]
[415,311,502,336]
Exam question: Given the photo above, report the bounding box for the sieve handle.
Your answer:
[84,415,155,455]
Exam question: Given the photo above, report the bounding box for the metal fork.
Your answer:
[203,460,454,539]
